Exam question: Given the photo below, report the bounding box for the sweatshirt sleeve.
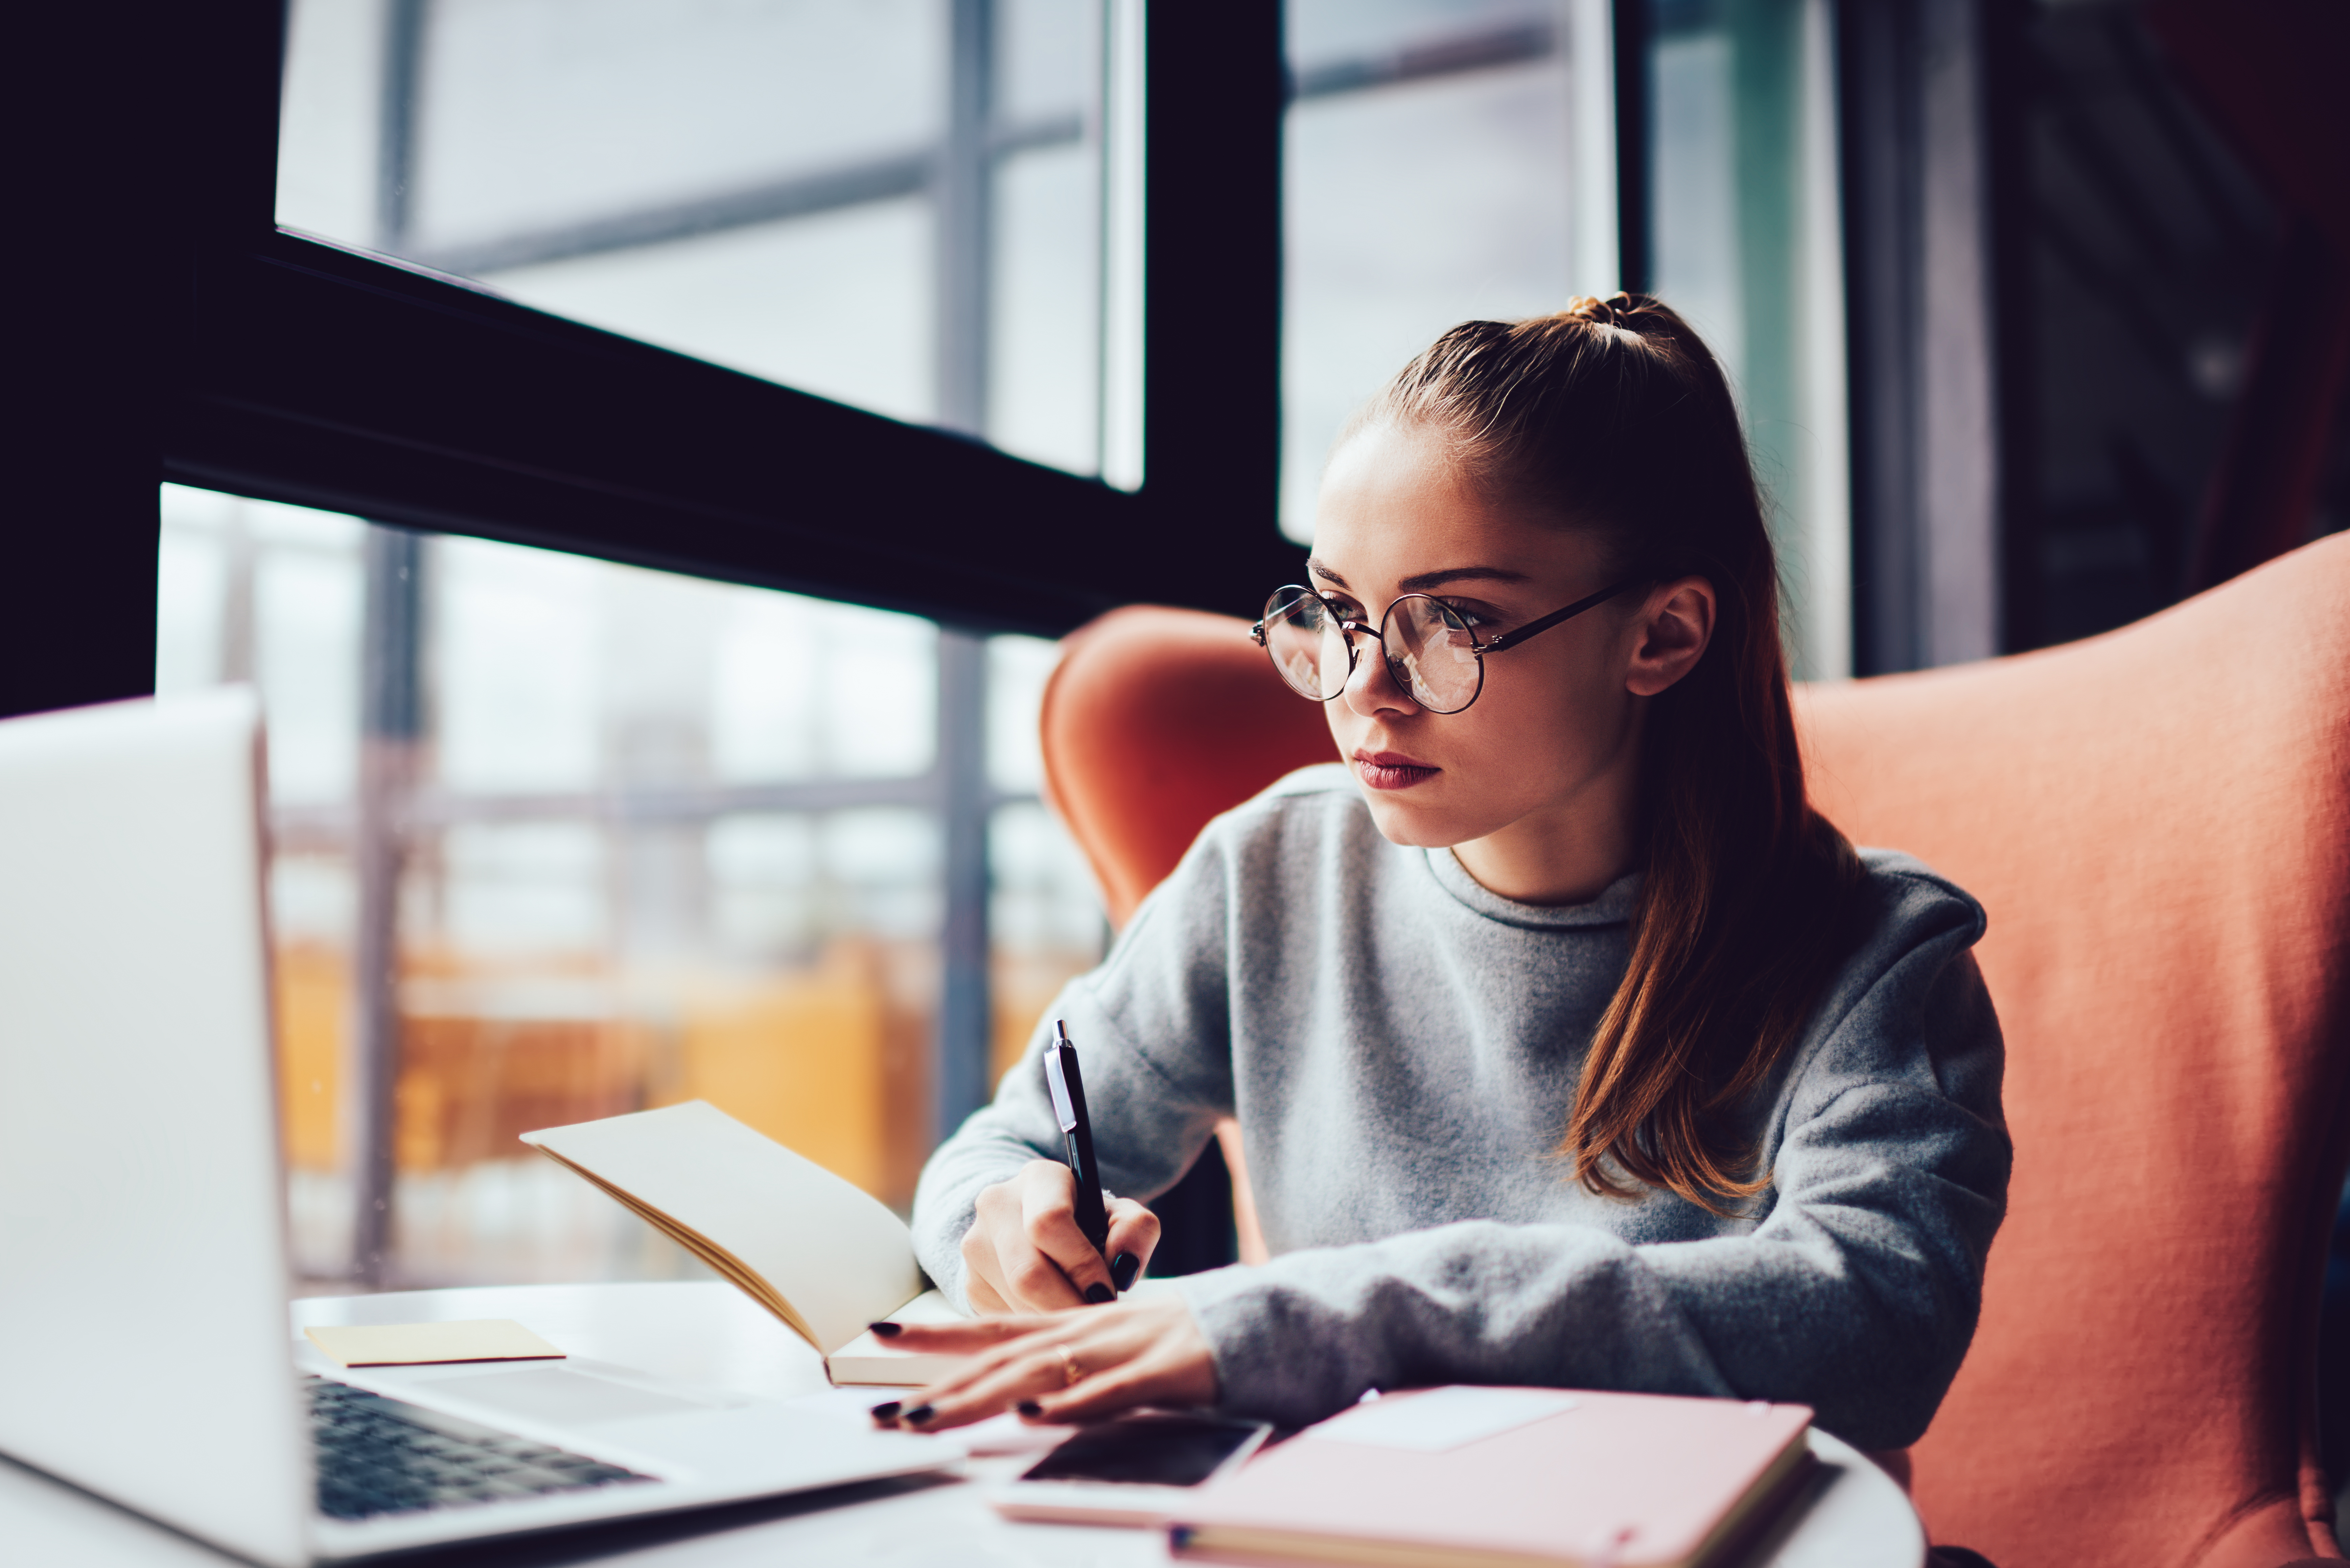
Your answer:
[911,823,1245,1309]
[1174,884,2010,1452]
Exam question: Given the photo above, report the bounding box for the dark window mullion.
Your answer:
[170,234,1142,635]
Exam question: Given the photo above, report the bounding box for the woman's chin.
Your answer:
[1357,788,1475,850]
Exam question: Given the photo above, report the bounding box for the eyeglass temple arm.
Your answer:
[1479,580,1637,656]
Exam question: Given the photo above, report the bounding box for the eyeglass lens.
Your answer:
[1262,588,1349,700]
[1260,588,1484,713]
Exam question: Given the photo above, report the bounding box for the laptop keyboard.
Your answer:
[306,1376,653,1521]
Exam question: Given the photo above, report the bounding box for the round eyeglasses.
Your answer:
[1251,579,1635,715]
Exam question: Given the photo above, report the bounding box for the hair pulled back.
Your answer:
[1358,293,1863,1212]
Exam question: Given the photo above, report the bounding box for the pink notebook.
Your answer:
[1167,1386,1814,1568]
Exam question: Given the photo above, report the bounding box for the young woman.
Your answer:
[874,295,2009,1452]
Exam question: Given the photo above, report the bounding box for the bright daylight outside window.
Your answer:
[1282,0,1851,680]
[1645,0,1848,679]
[277,0,1103,469]
[1281,0,1590,542]
[203,0,1116,1289]
[159,486,1104,1285]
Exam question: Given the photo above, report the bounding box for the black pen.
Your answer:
[1043,1019,1111,1257]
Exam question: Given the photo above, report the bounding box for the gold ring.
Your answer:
[1053,1341,1085,1388]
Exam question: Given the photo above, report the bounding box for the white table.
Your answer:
[0,1281,1924,1566]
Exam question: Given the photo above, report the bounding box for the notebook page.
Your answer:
[521,1101,925,1355]
[532,1149,813,1340]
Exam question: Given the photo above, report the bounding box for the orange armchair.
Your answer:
[1038,534,2350,1568]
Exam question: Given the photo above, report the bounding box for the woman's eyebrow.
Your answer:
[1398,565,1532,591]
[1306,560,1533,592]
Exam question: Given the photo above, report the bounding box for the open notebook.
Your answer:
[521,1102,961,1386]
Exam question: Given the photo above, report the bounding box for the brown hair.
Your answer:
[1357,293,1864,1212]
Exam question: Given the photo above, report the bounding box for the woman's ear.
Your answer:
[1625,576,1716,696]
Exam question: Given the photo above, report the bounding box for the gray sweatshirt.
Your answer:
[912,764,2008,1450]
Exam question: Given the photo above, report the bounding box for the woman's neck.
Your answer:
[1449,821,1638,906]
[1447,748,1645,907]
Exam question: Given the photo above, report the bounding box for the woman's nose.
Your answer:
[1342,629,1420,718]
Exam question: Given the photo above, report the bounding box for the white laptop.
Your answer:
[0,690,957,1565]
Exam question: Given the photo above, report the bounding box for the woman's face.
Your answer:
[1308,422,1705,884]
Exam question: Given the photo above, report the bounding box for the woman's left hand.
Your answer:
[871,1291,1218,1432]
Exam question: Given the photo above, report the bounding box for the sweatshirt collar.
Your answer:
[1422,846,1642,929]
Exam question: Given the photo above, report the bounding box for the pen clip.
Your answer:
[1044,1022,1078,1133]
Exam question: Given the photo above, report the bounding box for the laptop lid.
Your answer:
[0,691,312,1568]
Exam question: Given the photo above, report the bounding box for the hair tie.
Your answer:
[1563,294,1635,330]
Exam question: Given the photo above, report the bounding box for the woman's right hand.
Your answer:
[961,1159,1161,1314]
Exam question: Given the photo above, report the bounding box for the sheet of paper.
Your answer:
[303,1320,565,1368]
[1303,1386,1581,1452]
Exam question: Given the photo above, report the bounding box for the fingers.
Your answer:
[877,1313,1057,1351]
[879,1311,1092,1431]
[909,1337,1089,1431]
[1023,1340,1207,1426]
[1017,1295,1218,1426]
[1020,1165,1118,1306]
[873,1296,1218,1434]
[1103,1197,1160,1292]
[963,1269,1010,1316]
[954,1164,1141,1318]
[961,1167,1086,1314]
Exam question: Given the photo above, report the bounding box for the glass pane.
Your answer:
[984,633,1060,794]
[1281,3,1576,540]
[999,0,1096,122]
[479,202,939,426]
[158,486,367,1278]
[406,2,943,253]
[1288,0,1560,74]
[162,483,1124,1288]
[991,144,1102,471]
[277,0,1104,467]
[984,635,1106,1087]
[1646,0,1848,678]
[988,801,1105,1088]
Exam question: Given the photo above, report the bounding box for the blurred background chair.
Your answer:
[1038,533,2350,1568]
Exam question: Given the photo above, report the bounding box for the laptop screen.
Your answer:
[0,690,314,1568]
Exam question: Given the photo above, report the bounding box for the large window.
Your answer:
[236,0,1202,1286]
[160,484,1103,1284]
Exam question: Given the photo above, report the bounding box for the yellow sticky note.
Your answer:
[304,1320,565,1368]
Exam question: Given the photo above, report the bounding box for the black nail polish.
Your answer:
[867,1321,903,1338]
[903,1404,934,1424]
[1112,1252,1141,1291]
[1084,1281,1114,1304]
[868,1400,902,1421]
[1016,1400,1044,1418]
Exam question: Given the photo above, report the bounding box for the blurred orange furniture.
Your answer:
[1039,533,2350,1568]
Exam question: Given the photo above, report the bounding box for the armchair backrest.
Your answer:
[1795,533,2350,1566]
[1041,605,1337,927]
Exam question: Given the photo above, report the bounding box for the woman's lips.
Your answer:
[1352,751,1440,791]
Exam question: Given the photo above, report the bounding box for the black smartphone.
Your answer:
[990,1413,1275,1527]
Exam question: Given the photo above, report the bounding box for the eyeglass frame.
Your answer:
[1250,577,1639,714]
